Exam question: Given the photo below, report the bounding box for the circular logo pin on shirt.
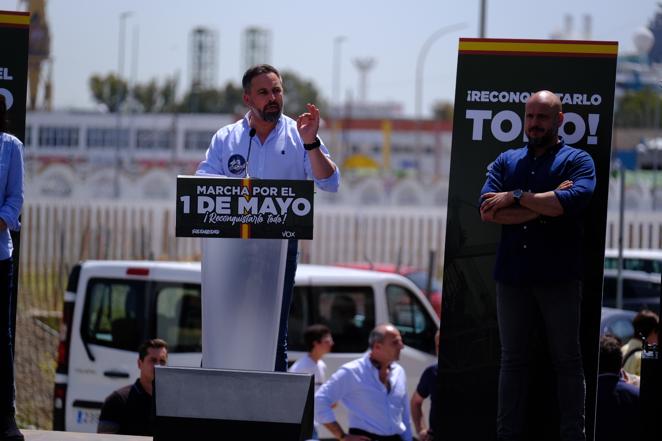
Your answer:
[227,154,247,175]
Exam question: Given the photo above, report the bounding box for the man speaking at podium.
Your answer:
[196,64,340,371]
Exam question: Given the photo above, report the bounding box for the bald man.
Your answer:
[315,324,412,441]
[479,91,596,441]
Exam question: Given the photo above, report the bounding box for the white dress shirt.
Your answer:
[315,354,413,441]
[196,113,340,193]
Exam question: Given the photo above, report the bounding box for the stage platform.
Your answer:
[22,430,150,440]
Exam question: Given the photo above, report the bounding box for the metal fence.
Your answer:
[13,199,662,429]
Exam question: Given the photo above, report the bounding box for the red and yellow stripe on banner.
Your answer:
[0,11,30,28]
[459,38,618,58]
[240,178,252,239]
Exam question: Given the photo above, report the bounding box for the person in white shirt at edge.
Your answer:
[289,324,334,440]
[315,324,413,441]
[196,64,340,372]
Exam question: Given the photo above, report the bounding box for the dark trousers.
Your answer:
[349,428,403,441]
[0,258,15,414]
[496,281,585,441]
[274,240,298,372]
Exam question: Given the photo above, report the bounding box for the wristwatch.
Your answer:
[512,189,523,206]
[303,137,321,151]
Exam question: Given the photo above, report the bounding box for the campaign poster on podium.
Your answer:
[176,175,314,240]
[438,39,617,441]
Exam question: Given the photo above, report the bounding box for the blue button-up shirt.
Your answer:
[196,113,340,192]
[315,354,413,441]
[0,133,24,260]
[480,139,595,283]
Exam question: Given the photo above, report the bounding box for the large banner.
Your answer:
[176,176,314,240]
[0,10,29,141]
[1,10,29,352]
[438,39,617,441]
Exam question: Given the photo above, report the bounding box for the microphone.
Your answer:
[246,128,256,178]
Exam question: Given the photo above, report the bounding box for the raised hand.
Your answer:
[296,103,320,144]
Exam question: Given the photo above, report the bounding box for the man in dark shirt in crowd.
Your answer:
[595,335,640,441]
[97,339,168,435]
[480,90,596,441]
[411,330,439,441]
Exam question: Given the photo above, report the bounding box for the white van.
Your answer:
[53,260,439,436]
[604,249,662,274]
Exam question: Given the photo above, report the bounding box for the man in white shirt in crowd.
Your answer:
[290,324,334,439]
[315,324,412,441]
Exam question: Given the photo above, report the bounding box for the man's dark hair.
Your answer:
[242,64,281,92]
[633,309,659,340]
[0,94,7,133]
[304,324,331,352]
[138,338,168,360]
[599,335,623,374]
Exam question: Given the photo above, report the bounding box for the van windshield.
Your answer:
[81,278,148,351]
[81,278,202,353]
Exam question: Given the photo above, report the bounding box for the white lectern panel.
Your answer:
[201,238,288,371]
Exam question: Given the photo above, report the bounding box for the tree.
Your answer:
[281,71,326,116]
[132,80,159,113]
[615,88,662,128]
[159,76,179,113]
[89,73,128,113]
[131,76,179,113]
[220,82,244,113]
[432,100,454,121]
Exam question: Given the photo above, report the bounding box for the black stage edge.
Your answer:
[153,366,314,441]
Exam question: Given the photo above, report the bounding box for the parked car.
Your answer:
[54,260,439,437]
[335,262,442,317]
[599,307,636,343]
[601,269,661,313]
[604,249,662,274]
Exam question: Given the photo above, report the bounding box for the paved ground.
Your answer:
[23,430,150,440]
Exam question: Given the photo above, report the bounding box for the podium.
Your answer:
[154,367,314,441]
[154,176,316,440]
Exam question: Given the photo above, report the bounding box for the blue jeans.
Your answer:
[496,281,585,441]
[274,240,298,372]
[0,258,15,414]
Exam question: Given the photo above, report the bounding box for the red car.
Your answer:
[335,262,442,318]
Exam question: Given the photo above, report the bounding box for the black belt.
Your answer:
[349,428,402,441]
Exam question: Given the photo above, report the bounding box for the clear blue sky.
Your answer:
[1,0,659,116]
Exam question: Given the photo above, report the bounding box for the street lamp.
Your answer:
[332,36,346,111]
[479,0,487,38]
[414,23,466,121]
[115,11,133,199]
[414,23,466,169]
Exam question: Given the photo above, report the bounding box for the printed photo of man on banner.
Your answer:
[438,39,618,441]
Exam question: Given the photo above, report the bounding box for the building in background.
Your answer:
[23,110,452,206]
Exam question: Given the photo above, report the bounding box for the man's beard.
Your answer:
[527,126,557,148]
[257,102,282,123]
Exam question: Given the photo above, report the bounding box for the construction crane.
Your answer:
[20,0,52,110]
